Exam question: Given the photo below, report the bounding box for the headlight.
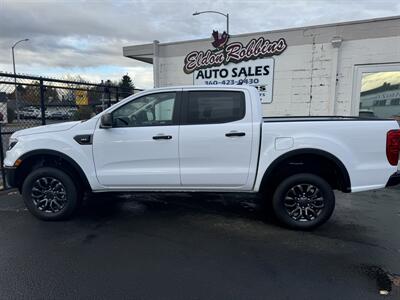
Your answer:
[8,138,18,151]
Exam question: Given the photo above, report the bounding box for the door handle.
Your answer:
[153,135,172,140]
[225,131,246,137]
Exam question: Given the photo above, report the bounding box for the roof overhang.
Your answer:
[123,43,154,64]
[122,15,400,64]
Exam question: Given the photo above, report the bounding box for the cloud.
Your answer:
[0,0,399,88]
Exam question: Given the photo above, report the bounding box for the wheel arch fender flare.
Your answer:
[17,149,91,191]
[258,148,351,193]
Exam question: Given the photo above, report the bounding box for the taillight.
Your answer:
[386,130,400,166]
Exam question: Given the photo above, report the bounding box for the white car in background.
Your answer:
[20,107,40,119]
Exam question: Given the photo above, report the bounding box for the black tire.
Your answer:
[22,167,81,221]
[272,173,335,230]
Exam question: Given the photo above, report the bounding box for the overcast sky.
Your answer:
[1,0,400,88]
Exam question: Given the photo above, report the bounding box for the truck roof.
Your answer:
[137,85,258,92]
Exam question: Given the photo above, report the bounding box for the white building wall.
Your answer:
[159,56,188,87]
[149,18,400,117]
[157,41,337,117]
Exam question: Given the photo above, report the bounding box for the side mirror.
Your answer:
[100,113,113,128]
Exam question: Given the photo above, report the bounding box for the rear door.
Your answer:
[179,88,254,189]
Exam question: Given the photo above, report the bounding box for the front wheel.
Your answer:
[22,167,81,221]
[272,173,335,230]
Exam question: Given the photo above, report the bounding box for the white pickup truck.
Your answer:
[4,86,400,229]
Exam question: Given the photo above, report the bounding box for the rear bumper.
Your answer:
[386,171,400,187]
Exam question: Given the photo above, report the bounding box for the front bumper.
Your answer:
[4,166,17,189]
[386,171,400,187]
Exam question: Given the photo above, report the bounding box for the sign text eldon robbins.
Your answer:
[183,31,287,103]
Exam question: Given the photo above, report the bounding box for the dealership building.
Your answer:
[123,16,400,118]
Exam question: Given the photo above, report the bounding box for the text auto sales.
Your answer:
[196,65,270,85]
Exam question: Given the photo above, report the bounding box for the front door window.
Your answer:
[112,92,176,127]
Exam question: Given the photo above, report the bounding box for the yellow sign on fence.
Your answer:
[75,90,88,105]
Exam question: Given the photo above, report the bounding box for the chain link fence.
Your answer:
[0,72,143,189]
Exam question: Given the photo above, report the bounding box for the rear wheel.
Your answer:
[272,173,335,230]
[22,167,81,220]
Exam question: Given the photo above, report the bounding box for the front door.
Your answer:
[93,91,181,188]
[179,89,253,189]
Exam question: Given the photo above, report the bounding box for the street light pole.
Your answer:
[11,38,29,121]
[193,10,230,35]
[226,13,229,35]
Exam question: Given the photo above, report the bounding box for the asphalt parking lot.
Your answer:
[0,188,399,299]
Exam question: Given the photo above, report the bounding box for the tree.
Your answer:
[119,74,134,98]
[87,85,103,104]
[23,84,40,105]
[7,83,60,106]
[44,86,60,104]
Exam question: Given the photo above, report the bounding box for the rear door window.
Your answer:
[185,91,245,125]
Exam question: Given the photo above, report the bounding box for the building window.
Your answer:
[354,66,400,120]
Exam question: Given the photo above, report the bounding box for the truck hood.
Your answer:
[12,121,81,137]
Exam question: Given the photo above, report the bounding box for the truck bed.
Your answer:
[258,117,399,192]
